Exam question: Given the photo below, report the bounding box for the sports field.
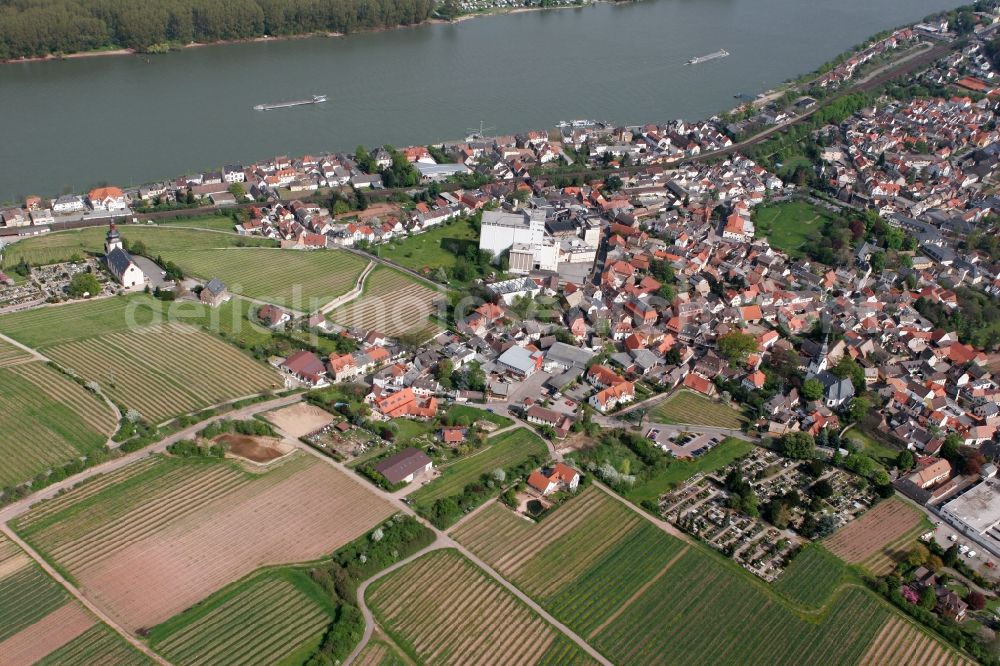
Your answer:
[149,570,335,666]
[16,453,395,631]
[649,390,746,429]
[367,548,597,665]
[751,200,837,257]
[378,218,479,274]
[156,247,368,308]
[409,428,547,507]
[824,497,929,574]
[0,361,117,488]
[329,267,443,338]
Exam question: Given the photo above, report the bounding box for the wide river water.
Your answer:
[0,0,965,201]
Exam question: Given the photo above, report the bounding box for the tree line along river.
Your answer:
[0,0,967,203]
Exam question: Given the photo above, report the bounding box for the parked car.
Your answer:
[968,550,977,558]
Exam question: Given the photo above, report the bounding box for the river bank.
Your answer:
[0,3,588,67]
[0,0,966,201]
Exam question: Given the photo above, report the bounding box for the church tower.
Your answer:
[105,222,123,254]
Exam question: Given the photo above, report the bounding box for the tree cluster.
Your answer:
[0,0,436,59]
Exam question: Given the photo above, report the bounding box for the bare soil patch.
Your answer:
[824,498,924,565]
[217,433,292,463]
[66,457,394,631]
[265,403,334,438]
[0,602,95,666]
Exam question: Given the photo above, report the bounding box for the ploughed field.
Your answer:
[0,359,117,488]
[0,533,149,665]
[452,487,969,665]
[367,548,597,666]
[329,267,442,338]
[13,453,395,632]
[0,298,281,423]
[824,497,928,574]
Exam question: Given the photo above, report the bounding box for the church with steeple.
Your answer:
[104,222,146,289]
[806,332,855,409]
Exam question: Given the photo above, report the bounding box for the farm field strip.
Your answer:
[0,296,160,349]
[0,362,115,488]
[825,498,926,566]
[35,624,153,666]
[155,577,330,666]
[27,461,252,556]
[0,601,96,666]
[773,545,847,608]
[44,323,279,422]
[28,455,394,630]
[515,505,642,597]
[329,267,442,337]
[650,390,745,428]
[861,523,929,575]
[368,549,587,666]
[16,457,162,529]
[549,527,687,638]
[0,339,31,367]
[0,541,70,643]
[8,361,117,433]
[583,539,902,666]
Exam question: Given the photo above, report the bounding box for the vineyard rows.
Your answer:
[0,339,30,367]
[0,361,115,488]
[773,545,847,609]
[825,498,926,570]
[330,268,442,337]
[594,550,888,666]
[860,616,974,666]
[368,549,590,665]
[45,323,279,422]
[155,576,330,666]
[36,624,152,666]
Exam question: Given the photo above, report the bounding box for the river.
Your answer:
[0,0,965,202]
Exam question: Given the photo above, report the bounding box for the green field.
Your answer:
[367,548,596,666]
[378,217,479,274]
[0,297,281,423]
[36,624,153,665]
[1,225,273,269]
[752,200,837,257]
[155,215,243,232]
[650,390,746,429]
[409,427,547,506]
[149,570,335,666]
[774,545,849,609]
[0,361,117,488]
[329,266,443,339]
[443,404,514,428]
[156,247,368,309]
[0,338,32,367]
[593,549,886,666]
[626,437,753,502]
[843,426,900,466]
